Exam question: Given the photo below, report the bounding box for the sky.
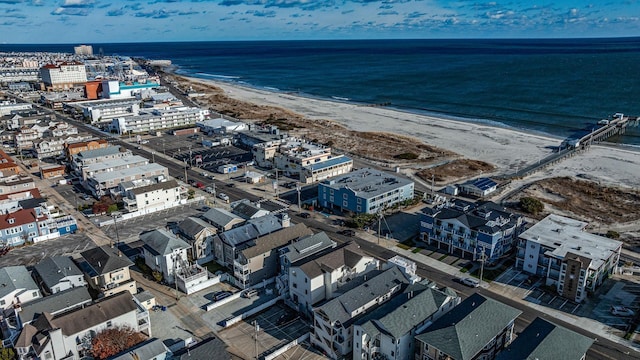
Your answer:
[1,0,639,43]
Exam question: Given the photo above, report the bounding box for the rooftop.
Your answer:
[91,163,167,184]
[140,229,191,256]
[0,266,38,299]
[519,214,622,270]
[306,155,353,171]
[320,168,413,199]
[83,155,149,173]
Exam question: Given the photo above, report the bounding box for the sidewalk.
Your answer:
[355,229,639,353]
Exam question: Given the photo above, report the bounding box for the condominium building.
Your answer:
[109,107,210,134]
[515,214,622,303]
[318,168,414,214]
[73,45,93,56]
[72,98,141,124]
[420,200,525,262]
[252,137,353,183]
[86,162,168,197]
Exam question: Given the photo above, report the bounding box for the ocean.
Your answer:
[3,38,640,146]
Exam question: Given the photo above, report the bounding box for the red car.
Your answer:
[195,182,205,189]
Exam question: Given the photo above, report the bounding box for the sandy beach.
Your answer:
[187,76,640,190]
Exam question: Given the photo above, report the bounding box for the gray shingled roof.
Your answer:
[298,242,365,279]
[356,281,454,339]
[33,256,83,291]
[19,287,92,325]
[178,216,215,240]
[218,214,282,247]
[415,293,522,360]
[109,338,168,360]
[282,232,336,265]
[53,291,137,336]
[495,317,594,360]
[172,336,231,360]
[202,208,245,229]
[78,246,134,277]
[75,145,122,160]
[231,201,268,219]
[131,179,179,196]
[0,266,38,299]
[140,229,191,256]
[316,266,409,325]
[240,223,313,259]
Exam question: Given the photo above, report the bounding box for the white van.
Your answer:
[243,289,258,298]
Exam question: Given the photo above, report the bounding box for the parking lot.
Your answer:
[0,231,94,266]
[217,302,317,360]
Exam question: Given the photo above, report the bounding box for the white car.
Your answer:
[217,193,229,202]
[611,306,635,317]
[457,277,480,288]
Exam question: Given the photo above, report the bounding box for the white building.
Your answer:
[0,101,32,116]
[121,179,185,213]
[12,291,150,360]
[196,118,248,134]
[140,229,191,285]
[86,163,169,197]
[288,242,378,316]
[515,214,622,303]
[110,107,210,134]
[74,45,93,56]
[101,80,160,100]
[40,62,87,90]
[73,98,141,124]
[0,266,41,311]
[32,256,87,295]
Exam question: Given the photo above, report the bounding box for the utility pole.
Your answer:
[253,321,260,360]
[112,212,121,251]
[377,211,382,245]
[151,151,155,163]
[296,183,302,212]
[184,160,188,184]
[479,245,486,287]
[274,169,279,199]
[212,182,217,205]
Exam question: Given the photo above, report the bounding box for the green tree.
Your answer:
[519,197,544,215]
[605,230,620,239]
[152,270,163,282]
[0,345,16,360]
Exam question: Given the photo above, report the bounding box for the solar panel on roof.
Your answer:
[473,178,497,190]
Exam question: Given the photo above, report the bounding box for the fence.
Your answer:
[264,333,310,360]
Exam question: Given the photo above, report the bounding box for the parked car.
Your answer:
[611,306,635,317]
[205,187,215,194]
[213,291,232,301]
[242,289,258,298]
[299,212,311,219]
[276,313,299,326]
[455,277,480,288]
[338,229,356,237]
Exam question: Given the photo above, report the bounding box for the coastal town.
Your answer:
[0,44,639,360]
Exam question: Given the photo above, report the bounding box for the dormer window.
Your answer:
[8,218,14,224]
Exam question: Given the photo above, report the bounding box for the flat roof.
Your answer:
[306,155,352,171]
[519,214,622,270]
[91,163,166,183]
[83,155,148,172]
[320,167,413,199]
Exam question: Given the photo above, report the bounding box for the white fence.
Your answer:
[33,231,60,244]
[97,196,204,227]
[264,333,310,360]
[215,295,284,327]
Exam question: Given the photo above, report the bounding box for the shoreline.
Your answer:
[169,72,640,190]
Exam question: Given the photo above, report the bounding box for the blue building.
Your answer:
[317,168,414,214]
[420,200,525,262]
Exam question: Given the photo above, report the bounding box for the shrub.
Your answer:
[605,230,620,239]
[393,152,419,160]
[520,196,544,215]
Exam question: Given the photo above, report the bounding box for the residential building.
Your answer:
[140,229,191,285]
[230,199,270,220]
[13,291,150,360]
[170,336,234,360]
[76,245,137,297]
[353,282,460,360]
[0,207,53,248]
[40,62,87,91]
[515,214,622,303]
[201,207,245,232]
[80,154,150,181]
[0,101,32,116]
[0,266,41,311]
[420,200,525,262]
[64,138,109,160]
[0,288,92,347]
[414,293,522,360]
[279,232,336,276]
[288,242,378,316]
[39,164,65,179]
[0,68,39,84]
[86,163,169,198]
[71,98,141,124]
[252,137,353,184]
[318,168,414,214]
[234,222,313,288]
[71,145,130,173]
[213,213,288,268]
[496,317,593,360]
[311,267,410,358]
[109,338,169,360]
[176,216,217,264]
[109,107,210,134]
[0,149,19,176]
[32,256,87,295]
[120,179,184,213]
[73,45,93,55]
[0,176,39,203]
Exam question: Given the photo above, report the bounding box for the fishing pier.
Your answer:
[506,113,638,179]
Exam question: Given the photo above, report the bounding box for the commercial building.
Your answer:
[101,80,160,100]
[515,214,622,303]
[72,98,141,124]
[420,200,525,262]
[318,168,414,214]
[40,62,87,91]
[109,106,210,134]
[85,162,168,198]
[73,45,93,56]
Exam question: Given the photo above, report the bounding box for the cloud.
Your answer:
[62,0,95,8]
[378,10,398,15]
[178,9,200,15]
[247,9,276,17]
[107,8,124,16]
[51,7,89,15]
[134,8,176,18]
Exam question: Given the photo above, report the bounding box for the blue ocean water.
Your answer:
[3,38,640,145]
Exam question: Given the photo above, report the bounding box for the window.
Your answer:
[32,291,38,297]
[0,299,5,306]
[107,320,112,327]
